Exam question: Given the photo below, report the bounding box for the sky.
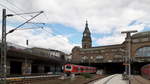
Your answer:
[0,0,150,54]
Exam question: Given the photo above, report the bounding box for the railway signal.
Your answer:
[121,30,137,84]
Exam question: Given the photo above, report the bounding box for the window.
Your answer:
[101,50,105,52]
[81,68,84,71]
[132,39,139,43]
[114,55,122,58]
[136,47,150,57]
[112,49,117,51]
[65,65,72,69]
[141,38,148,42]
[96,56,103,59]
[78,67,81,71]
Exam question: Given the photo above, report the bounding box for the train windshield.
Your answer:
[66,65,71,69]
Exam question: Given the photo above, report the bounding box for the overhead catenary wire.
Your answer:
[41,27,57,36]
[1,1,65,37]
[1,1,73,45]
[0,3,72,54]
[0,3,18,14]
[14,11,44,29]
[5,0,41,16]
[43,12,49,22]
[0,2,32,22]
[7,11,44,34]
[42,12,67,35]
[4,0,49,33]
[16,27,43,30]
[5,0,40,16]
[11,11,44,16]
[42,12,75,44]
[4,0,38,17]
[5,0,25,12]
[0,2,50,38]
[0,2,44,28]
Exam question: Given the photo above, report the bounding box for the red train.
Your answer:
[64,64,96,74]
[141,64,150,79]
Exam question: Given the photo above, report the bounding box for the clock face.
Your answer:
[84,33,87,36]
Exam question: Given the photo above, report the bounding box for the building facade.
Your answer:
[71,21,150,73]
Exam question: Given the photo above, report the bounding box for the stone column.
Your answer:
[6,61,10,74]
[22,60,32,75]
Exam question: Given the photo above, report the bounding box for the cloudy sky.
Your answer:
[0,0,150,53]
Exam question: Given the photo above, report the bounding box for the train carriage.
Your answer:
[141,64,150,79]
[64,64,96,74]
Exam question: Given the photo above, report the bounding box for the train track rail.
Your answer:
[84,75,107,84]
[0,75,61,84]
[0,75,60,80]
[132,75,150,84]
[132,76,143,84]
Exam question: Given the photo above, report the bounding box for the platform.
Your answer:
[92,74,128,84]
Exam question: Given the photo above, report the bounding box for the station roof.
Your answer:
[0,42,66,64]
[132,31,150,38]
[80,44,123,51]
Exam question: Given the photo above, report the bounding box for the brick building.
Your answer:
[71,21,150,73]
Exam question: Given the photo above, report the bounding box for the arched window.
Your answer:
[136,47,150,57]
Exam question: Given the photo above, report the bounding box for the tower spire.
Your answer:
[86,20,88,27]
[84,20,90,33]
[82,20,92,48]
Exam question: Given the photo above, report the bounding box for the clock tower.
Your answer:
[82,20,92,48]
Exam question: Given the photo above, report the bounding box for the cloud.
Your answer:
[33,0,148,33]
[96,23,145,46]
[0,0,149,31]
[0,25,76,53]
[96,33,125,46]
[1,0,150,53]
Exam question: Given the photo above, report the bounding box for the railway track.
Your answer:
[132,75,150,84]
[83,75,107,84]
[0,75,60,84]
[132,76,143,84]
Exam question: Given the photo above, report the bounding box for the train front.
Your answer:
[141,64,150,79]
[64,64,73,74]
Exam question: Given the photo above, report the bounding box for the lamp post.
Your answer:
[121,30,137,84]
